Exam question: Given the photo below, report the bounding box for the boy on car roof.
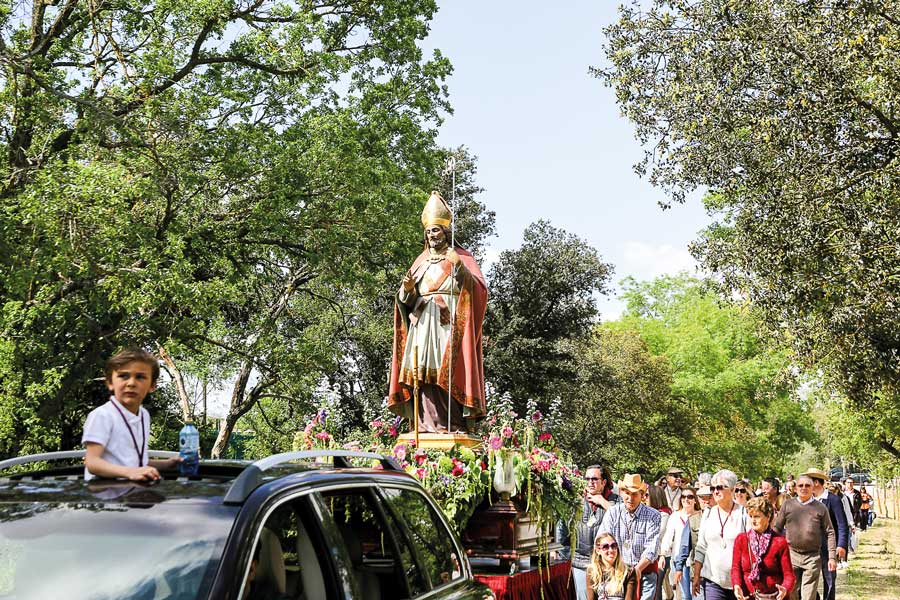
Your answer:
[82,348,180,481]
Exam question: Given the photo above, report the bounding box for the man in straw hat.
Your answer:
[804,467,849,600]
[387,191,488,433]
[598,473,662,600]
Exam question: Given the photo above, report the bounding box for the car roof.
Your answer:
[0,451,412,506]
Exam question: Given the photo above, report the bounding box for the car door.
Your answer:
[375,485,493,600]
[313,482,492,600]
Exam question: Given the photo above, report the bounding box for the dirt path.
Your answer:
[836,517,900,600]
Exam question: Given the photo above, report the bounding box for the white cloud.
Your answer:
[619,241,698,281]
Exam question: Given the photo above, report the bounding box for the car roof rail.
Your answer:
[223,449,403,505]
[0,450,179,472]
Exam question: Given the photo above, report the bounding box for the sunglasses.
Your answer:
[596,542,618,551]
[584,477,601,482]
[682,494,696,500]
[734,489,748,494]
[796,483,812,488]
[710,485,730,492]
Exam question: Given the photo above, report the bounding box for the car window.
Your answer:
[378,487,464,588]
[239,496,339,600]
[317,487,426,599]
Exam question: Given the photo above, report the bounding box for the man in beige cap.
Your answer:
[664,467,684,511]
[772,474,836,600]
[598,474,662,600]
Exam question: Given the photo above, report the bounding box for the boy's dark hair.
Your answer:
[105,347,160,384]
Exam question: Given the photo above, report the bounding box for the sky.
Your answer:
[422,1,711,318]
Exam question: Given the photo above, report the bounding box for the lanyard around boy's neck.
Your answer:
[109,399,145,466]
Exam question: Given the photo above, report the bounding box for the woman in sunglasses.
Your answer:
[587,534,638,600]
[731,497,793,600]
[733,482,751,508]
[692,470,750,600]
[666,486,702,599]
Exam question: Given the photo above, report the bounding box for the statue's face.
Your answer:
[425,225,448,251]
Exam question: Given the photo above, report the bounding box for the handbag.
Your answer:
[754,593,778,600]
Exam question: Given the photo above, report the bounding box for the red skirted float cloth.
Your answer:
[473,560,574,600]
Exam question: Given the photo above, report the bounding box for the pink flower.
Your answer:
[416,468,426,479]
[415,449,427,465]
[315,431,330,441]
[531,410,543,422]
[394,445,407,462]
[539,432,552,442]
[480,461,488,470]
[501,426,513,438]
[371,419,382,429]
[451,463,465,477]
[388,426,398,437]
[489,436,503,450]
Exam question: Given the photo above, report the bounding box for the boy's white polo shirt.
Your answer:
[82,396,150,480]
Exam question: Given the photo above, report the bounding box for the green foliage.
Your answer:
[0,1,453,456]
[608,275,817,479]
[600,0,900,460]
[484,221,613,416]
[554,326,682,475]
[812,383,900,478]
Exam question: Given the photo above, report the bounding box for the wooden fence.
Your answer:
[871,478,899,520]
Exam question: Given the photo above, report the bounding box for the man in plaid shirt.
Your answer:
[597,473,662,600]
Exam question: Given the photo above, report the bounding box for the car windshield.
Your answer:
[0,499,237,600]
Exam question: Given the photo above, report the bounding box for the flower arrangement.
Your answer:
[396,442,492,530]
[293,405,583,544]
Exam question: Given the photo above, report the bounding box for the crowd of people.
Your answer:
[558,465,875,600]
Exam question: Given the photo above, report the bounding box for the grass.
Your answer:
[836,517,900,600]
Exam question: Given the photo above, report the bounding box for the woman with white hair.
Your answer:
[691,469,750,600]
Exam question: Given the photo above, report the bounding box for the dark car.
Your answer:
[849,472,872,485]
[0,449,494,600]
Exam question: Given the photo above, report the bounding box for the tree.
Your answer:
[485,221,613,416]
[0,1,452,456]
[554,327,683,474]
[611,275,817,479]
[600,1,900,459]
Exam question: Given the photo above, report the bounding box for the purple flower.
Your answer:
[562,474,573,492]
[489,436,503,450]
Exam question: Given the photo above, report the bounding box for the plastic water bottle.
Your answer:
[179,420,200,476]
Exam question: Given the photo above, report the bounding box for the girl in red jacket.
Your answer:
[731,497,795,600]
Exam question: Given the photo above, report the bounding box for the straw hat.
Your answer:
[802,468,829,482]
[617,473,646,493]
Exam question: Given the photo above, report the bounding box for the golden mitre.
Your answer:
[421,190,452,228]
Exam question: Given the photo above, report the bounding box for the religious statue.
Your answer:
[387,191,488,433]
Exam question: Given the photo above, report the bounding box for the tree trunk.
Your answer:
[212,410,240,459]
[158,344,191,421]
